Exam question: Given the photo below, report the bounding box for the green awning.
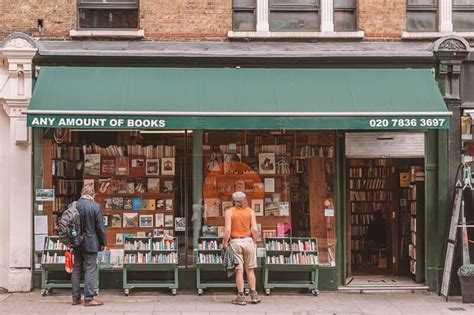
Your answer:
[26,67,450,130]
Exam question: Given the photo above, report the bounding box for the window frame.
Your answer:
[269,0,321,32]
[232,0,257,32]
[76,0,140,30]
[406,0,439,32]
[452,0,474,31]
[333,0,357,32]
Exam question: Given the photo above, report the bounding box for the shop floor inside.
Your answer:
[340,275,429,292]
[0,289,471,315]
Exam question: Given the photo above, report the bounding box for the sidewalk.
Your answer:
[0,290,472,315]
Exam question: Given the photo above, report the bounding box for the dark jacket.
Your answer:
[76,196,106,253]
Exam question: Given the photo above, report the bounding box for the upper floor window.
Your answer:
[453,0,474,31]
[232,0,257,31]
[334,0,357,31]
[406,0,438,32]
[269,0,320,31]
[77,0,139,29]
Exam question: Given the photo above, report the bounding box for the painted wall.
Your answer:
[0,104,10,290]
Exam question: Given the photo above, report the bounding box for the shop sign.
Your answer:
[27,115,450,130]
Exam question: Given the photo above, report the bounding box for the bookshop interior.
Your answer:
[33,128,426,288]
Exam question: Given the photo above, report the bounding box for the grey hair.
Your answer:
[234,198,248,208]
[81,183,95,196]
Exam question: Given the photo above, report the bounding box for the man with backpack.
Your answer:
[71,183,106,306]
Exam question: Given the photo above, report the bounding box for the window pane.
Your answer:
[334,0,356,8]
[272,0,318,6]
[233,11,256,31]
[453,0,474,4]
[453,11,474,31]
[407,0,436,5]
[78,9,139,29]
[334,11,356,31]
[406,11,437,31]
[233,0,256,8]
[270,11,319,31]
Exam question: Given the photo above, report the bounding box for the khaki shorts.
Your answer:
[230,237,257,270]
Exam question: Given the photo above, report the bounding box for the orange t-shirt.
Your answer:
[230,206,252,238]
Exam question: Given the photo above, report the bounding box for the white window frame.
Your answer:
[228,0,364,38]
[403,0,474,38]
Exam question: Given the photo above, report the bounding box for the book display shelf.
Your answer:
[348,159,391,269]
[40,236,99,296]
[122,236,179,296]
[263,237,319,296]
[409,166,424,279]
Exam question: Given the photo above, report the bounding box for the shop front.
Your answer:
[26,66,450,292]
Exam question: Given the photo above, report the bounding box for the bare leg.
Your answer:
[235,269,244,293]
[246,268,256,291]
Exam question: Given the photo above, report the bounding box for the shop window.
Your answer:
[77,0,139,29]
[334,0,357,31]
[232,0,257,31]
[406,0,438,32]
[453,0,474,31]
[269,0,320,31]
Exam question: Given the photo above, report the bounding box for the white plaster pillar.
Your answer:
[256,0,270,32]
[439,0,453,32]
[0,33,37,292]
[321,0,334,32]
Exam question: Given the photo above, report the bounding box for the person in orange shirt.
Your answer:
[223,191,261,306]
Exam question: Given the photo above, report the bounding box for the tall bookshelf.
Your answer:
[348,159,392,270]
[409,165,425,281]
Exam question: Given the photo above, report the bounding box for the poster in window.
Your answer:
[161,158,175,175]
[146,159,160,176]
[251,199,264,216]
[258,153,276,175]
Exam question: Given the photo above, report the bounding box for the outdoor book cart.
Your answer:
[263,237,319,296]
[40,236,99,296]
[195,237,249,295]
[122,236,179,296]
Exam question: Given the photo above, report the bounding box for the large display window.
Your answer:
[33,128,337,273]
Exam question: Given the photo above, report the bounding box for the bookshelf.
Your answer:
[408,166,424,280]
[122,235,179,295]
[40,236,99,296]
[348,159,392,270]
[263,237,319,296]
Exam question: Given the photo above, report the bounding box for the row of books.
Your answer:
[298,145,334,159]
[198,240,221,250]
[124,252,177,264]
[84,155,176,177]
[54,179,81,196]
[257,144,288,155]
[51,143,81,161]
[293,240,317,252]
[197,253,223,264]
[103,197,173,211]
[349,191,392,201]
[124,240,150,250]
[203,144,250,156]
[44,238,68,250]
[350,159,387,167]
[266,253,318,265]
[351,225,369,237]
[351,214,373,225]
[42,253,66,264]
[83,144,176,158]
[53,196,75,213]
[91,178,174,195]
[351,239,364,251]
[350,202,389,213]
[349,166,389,178]
[349,178,387,190]
[52,160,80,178]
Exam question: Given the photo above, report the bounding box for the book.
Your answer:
[115,233,124,245]
[110,249,124,268]
[264,178,275,193]
[84,154,101,176]
[104,197,113,210]
[264,194,280,216]
[259,153,276,175]
[139,214,154,228]
[146,159,160,175]
[101,156,116,176]
[130,156,146,176]
[165,199,173,211]
[102,215,109,226]
[276,222,291,237]
[98,179,112,194]
[134,178,146,193]
[132,197,142,211]
[155,198,165,210]
[155,213,164,227]
[163,180,173,193]
[142,199,156,211]
[123,197,132,210]
[202,225,217,237]
[147,178,160,193]
[113,178,128,194]
[97,251,111,269]
[251,199,264,216]
[164,215,174,227]
[111,197,124,210]
[136,231,146,237]
[161,158,175,175]
[111,214,122,228]
[204,198,221,218]
[217,226,225,238]
[126,182,135,194]
[123,213,138,228]
[175,217,186,231]
[279,201,290,216]
[115,157,129,176]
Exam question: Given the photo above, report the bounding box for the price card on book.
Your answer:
[324,209,334,217]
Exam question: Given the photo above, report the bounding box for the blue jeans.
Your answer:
[71,248,97,302]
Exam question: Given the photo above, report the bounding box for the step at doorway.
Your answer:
[339,276,429,292]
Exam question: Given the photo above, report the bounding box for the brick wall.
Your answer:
[358,0,406,39]
[0,0,75,39]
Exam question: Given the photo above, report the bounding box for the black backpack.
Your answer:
[57,201,83,248]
